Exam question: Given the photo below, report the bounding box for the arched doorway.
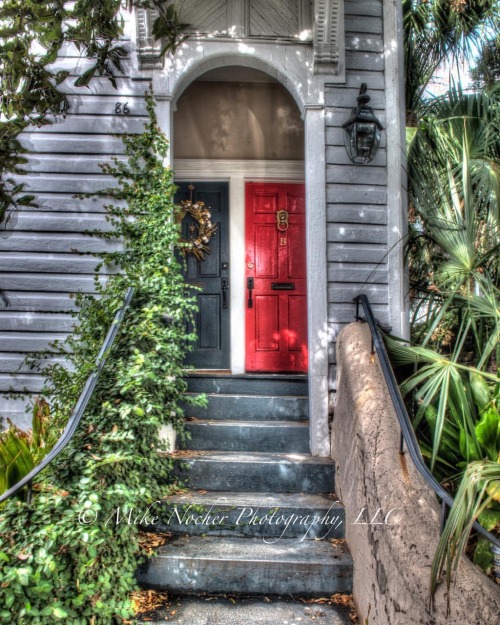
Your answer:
[173,66,306,374]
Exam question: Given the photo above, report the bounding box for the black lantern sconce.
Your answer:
[342,83,383,164]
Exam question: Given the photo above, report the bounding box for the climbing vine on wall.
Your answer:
[0,94,202,624]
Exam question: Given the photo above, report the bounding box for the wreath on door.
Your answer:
[175,199,217,261]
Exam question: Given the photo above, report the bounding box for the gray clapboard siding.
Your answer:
[344,16,383,35]
[19,134,127,155]
[0,253,115,274]
[4,212,114,233]
[327,243,388,264]
[0,18,141,417]
[328,284,388,305]
[327,265,388,284]
[326,88,385,109]
[326,146,387,167]
[8,194,124,213]
[327,204,388,225]
[57,77,152,97]
[344,0,383,18]
[346,51,384,72]
[327,165,387,185]
[0,233,121,253]
[325,0,390,390]
[29,115,146,134]
[344,71,385,90]
[0,353,69,373]
[0,335,69,354]
[327,224,388,245]
[46,57,133,76]
[12,175,116,194]
[345,36,384,53]
[0,274,103,292]
[326,185,387,205]
[0,293,79,312]
[23,154,125,175]
[327,302,388,324]
[0,313,76,332]
[66,95,149,117]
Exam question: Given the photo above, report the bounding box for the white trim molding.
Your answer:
[383,0,409,339]
[313,0,345,76]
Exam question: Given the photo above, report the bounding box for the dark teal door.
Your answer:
[175,182,230,369]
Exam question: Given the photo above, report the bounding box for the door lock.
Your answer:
[247,277,254,308]
[221,278,229,309]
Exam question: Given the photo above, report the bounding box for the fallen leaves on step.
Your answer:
[300,593,358,623]
[138,530,172,555]
[128,589,171,620]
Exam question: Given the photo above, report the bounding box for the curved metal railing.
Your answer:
[0,287,135,505]
[354,294,500,571]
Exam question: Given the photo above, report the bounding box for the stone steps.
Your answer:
[172,451,335,493]
[147,490,345,539]
[138,374,352,622]
[181,393,309,421]
[183,420,310,453]
[138,594,353,625]
[137,535,353,596]
[185,373,308,396]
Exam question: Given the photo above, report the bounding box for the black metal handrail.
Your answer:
[0,287,135,505]
[354,294,500,560]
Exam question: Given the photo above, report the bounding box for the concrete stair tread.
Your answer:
[151,535,350,564]
[167,490,340,508]
[186,373,308,379]
[139,595,352,625]
[185,419,308,427]
[170,451,333,465]
[184,392,309,400]
[137,536,352,595]
[153,490,345,539]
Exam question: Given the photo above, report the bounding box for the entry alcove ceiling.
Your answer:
[173,67,305,161]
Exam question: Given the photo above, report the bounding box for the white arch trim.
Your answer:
[147,41,330,457]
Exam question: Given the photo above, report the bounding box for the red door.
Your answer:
[245,182,308,372]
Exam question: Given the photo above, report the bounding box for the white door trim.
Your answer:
[174,159,305,377]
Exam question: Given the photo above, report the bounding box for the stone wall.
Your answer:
[332,322,500,625]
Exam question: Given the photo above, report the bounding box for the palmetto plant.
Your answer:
[0,398,51,499]
[387,78,500,594]
[403,0,499,124]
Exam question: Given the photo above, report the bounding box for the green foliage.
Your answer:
[0,0,188,222]
[470,36,500,91]
[0,96,198,624]
[0,399,51,498]
[403,0,499,123]
[430,461,500,612]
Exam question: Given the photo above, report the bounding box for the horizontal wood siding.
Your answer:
[0,21,143,421]
[326,0,389,370]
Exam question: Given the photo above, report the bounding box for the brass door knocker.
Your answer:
[276,209,289,232]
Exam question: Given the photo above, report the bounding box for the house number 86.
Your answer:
[115,102,130,115]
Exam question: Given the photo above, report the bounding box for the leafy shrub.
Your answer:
[0,95,198,624]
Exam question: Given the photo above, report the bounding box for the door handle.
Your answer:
[247,277,254,309]
[221,278,229,309]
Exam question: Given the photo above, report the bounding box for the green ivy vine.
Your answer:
[0,95,200,624]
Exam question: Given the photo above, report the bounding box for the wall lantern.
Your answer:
[342,83,383,164]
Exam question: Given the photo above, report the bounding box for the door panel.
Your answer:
[245,182,307,372]
[175,182,230,369]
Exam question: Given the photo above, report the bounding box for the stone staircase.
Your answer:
[137,374,354,624]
